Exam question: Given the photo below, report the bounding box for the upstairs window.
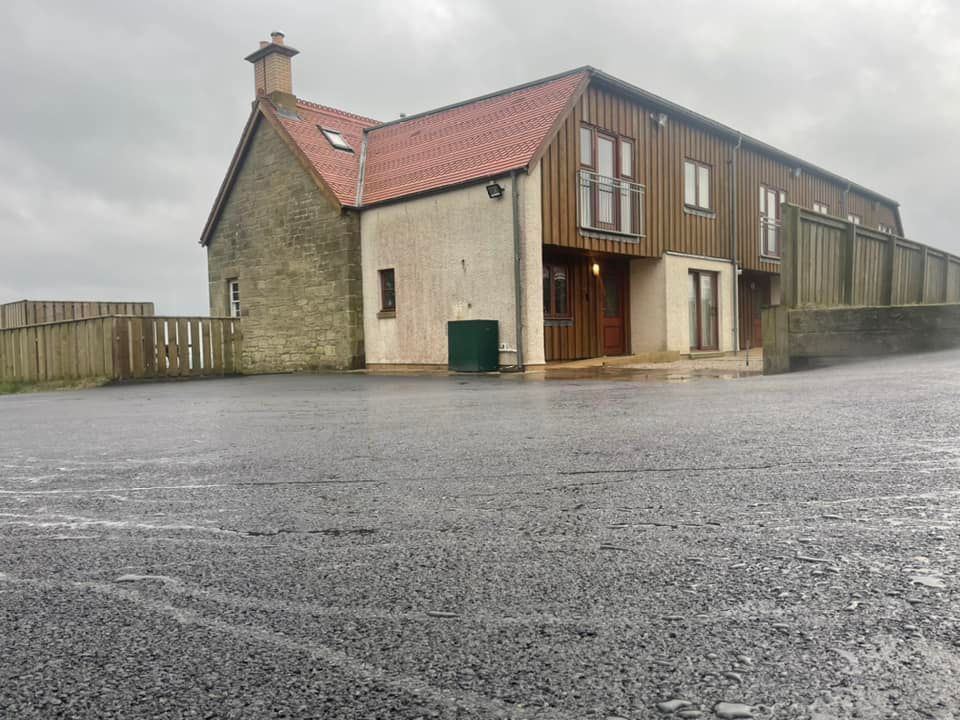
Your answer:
[813,202,829,215]
[847,213,862,225]
[578,126,640,236]
[684,160,712,212]
[760,185,787,258]
[228,279,241,318]
[320,127,353,152]
[879,223,896,234]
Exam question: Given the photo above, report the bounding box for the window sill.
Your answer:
[759,255,782,263]
[683,206,716,219]
[377,310,396,319]
[579,227,644,243]
[545,318,574,328]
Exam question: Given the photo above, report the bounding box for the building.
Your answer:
[201,33,903,372]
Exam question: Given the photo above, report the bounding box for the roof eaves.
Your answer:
[588,68,900,207]
[366,66,592,134]
[199,103,262,247]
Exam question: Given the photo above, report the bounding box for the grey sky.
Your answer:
[2,0,957,315]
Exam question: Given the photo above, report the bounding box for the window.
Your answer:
[879,223,896,235]
[578,126,639,235]
[320,127,353,152]
[760,185,787,258]
[379,269,396,313]
[813,202,829,215]
[579,126,594,167]
[688,270,719,351]
[620,139,634,178]
[847,213,862,225]
[543,263,570,319]
[684,160,711,212]
[228,279,241,318]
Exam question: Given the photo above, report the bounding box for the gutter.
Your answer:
[511,169,525,370]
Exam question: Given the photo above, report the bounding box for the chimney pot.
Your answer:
[259,41,269,48]
[270,31,285,44]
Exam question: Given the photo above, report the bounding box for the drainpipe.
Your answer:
[511,170,525,370]
[842,181,851,219]
[731,134,743,353]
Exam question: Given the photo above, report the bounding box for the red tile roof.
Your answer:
[263,100,379,206]
[263,69,587,208]
[359,70,587,205]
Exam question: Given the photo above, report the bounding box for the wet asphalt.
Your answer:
[2,351,960,720]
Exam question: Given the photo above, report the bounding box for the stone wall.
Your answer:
[762,303,960,374]
[206,116,363,372]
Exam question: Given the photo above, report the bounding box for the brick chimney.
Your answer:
[245,32,299,104]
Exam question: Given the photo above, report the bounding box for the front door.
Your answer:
[602,266,626,356]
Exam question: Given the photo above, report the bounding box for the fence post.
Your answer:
[919,246,929,304]
[843,222,856,306]
[782,204,801,307]
[885,235,897,305]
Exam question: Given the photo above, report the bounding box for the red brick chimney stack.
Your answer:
[245,32,299,102]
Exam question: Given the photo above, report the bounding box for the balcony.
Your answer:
[577,170,645,240]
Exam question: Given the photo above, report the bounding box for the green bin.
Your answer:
[447,320,499,372]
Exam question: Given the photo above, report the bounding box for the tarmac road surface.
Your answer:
[2,351,960,719]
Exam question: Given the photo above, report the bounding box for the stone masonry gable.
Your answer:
[206,116,364,371]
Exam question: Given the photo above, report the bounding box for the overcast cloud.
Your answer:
[2,0,958,315]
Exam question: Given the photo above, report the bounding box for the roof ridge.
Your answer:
[363,66,591,134]
[295,98,380,125]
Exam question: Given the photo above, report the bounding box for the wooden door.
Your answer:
[737,275,770,349]
[601,266,626,356]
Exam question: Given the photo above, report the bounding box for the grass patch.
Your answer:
[0,377,111,395]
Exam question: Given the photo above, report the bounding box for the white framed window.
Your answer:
[684,159,711,211]
[813,202,829,215]
[760,185,787,258]
[879,223,896,235]
[228,279,241,318]
[320,127,353,152]
[847,213,862,225]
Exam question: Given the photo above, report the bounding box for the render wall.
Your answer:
[629,253,735,353]
[206,118,363,372]
[360,168,545,367]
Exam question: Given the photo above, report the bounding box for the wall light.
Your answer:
[591,262,601,277]
[486,182,505,199]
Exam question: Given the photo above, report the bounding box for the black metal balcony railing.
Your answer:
[577,170,645,240]
[760,216,783,258]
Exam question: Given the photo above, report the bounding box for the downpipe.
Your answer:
[502,170,525,373]
[731,134,743,353]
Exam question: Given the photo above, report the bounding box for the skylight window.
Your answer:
[320,127,353,152]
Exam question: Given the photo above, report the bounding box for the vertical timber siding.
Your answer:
[541,80,901,274]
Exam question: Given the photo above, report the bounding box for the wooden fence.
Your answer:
[0,316,242,384]
[782,205,960,308]
[0,300,155,330]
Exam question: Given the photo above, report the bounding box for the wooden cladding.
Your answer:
[0,300,155,330]
[540,80,901,273]
[0,316,242,384]
[541,253,635,362]
[781,205,960,309]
